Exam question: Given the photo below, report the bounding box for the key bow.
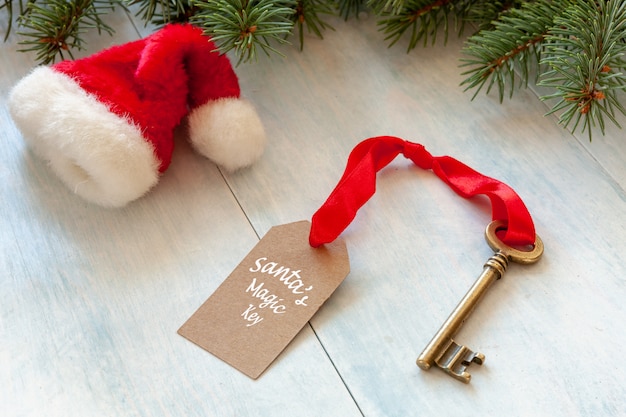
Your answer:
[485,220,544,264]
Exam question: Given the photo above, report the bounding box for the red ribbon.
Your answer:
[309,136,536,247]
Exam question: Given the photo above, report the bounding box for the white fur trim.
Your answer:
[188,98,266,171]
[9,67,160,207]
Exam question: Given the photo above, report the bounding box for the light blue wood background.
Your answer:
[2,9,625,417]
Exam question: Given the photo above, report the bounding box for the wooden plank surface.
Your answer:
[2,10,626,417]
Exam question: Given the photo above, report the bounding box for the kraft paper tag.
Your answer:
[178,220,350,379]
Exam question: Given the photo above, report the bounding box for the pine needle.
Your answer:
[459,0,561,101]
[16,0,120,64]
[292,0,335,51]
[191,0,295,65]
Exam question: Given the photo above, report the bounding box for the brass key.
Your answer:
[416,220,544,383]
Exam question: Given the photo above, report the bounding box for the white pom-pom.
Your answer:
[188,98,266,171]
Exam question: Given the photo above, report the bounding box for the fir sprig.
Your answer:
[376,0,467,51]
[337,0,365,20]
[292,0,335,50]
[16,0,120,64]
[459,0,562,101]
[463,0,524,31]
[540,0,626,139]
[128,0,195,25]
[191,0,295,65]
[1,0,26,41]
[369,0,408,16]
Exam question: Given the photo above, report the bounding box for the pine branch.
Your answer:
[459,0,562,102]
[369,0,408,15]
[1,0,27,41]
[463,0,524,30]
[336,0,366,20]
[292,0,335,50]
[376,0,469,52]
[190,0,295,65]
[16,0,120,64]
[128,0,195,25]
[540,0,626,139]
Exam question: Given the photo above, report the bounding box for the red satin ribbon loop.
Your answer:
[309,136,536,248]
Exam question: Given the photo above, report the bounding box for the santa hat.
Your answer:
[8,24,266,207]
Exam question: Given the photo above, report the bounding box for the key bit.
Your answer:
[416,220,544,383]
[435,340,485,383]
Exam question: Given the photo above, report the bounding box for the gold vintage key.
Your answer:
[416,220,544,383]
